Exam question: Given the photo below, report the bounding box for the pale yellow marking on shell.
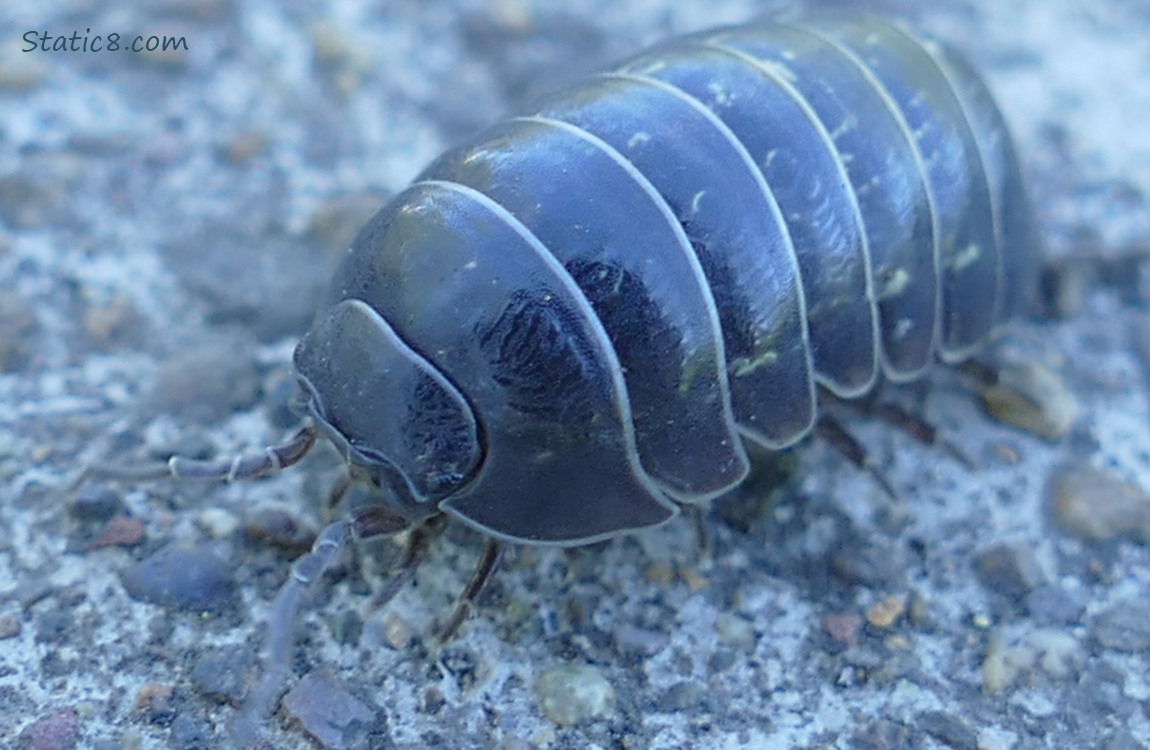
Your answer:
[951,242,983,270]
[729,349,780,378]
[877,266,911,299]
[828,113,859,141]
[706,80,734,106]
[688,190,706,217]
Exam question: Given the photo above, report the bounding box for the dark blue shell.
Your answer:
[292,16,1039,545]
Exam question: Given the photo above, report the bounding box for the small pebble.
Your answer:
[90,517,146,549]
[658,680,711,713]
[982,627,1083,693]
[282,670,382,750]
[326,608,363,647]
[680,567,708,592]
[83,293,138,346]
[420,686,446,715]
[191,646,251,704]
[120,545,236,612]
[865,596,906,629]
[149,339,261,421]
[708,649,738,674]
[1047,464,1150,543]
[978,361,1079,440]
[823,611,863,649]
[168,713,212,748]
[1093,597,1150,653]
[644,562,675,587]
[379,611,413,650]
[0,614,21,639]
[613,624,669,658]
[11,578,54,610]
[907,590,935,630]
[132,683,174,721]
[1025,584,1086,626]
[219,130,268,163]
[918,710,978,750]
[69,485,124,522]
[829,541,899,587]
[989,442,1022,466]
[974,543,1045,601]
[17,709,79,750]
[72,701,100,721]
[197,507,240,539]
[853,718,912,749]
[976,725,1019,750]
[535,664,616,726]
[714,612,757,652]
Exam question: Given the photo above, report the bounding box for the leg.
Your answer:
[824,383,976,470]
[816,415,898,500]
[350,502,414,540]
[230,514,352,744]
[872,402,976,469]
[368,514,446,609]
[230,500,437,745]
[438,539,502,643]
[957,359,999,387]
[324,470,353,515]
[679,502,713,557]
[75,424,318,486]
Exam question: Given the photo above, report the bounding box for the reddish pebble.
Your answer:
[90,516,145,549]
[18,709,79,750]
[283,670,378,750]
[133,682,174,718]
[823,611,863,649]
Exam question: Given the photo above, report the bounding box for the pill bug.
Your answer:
[282,14,1037,542]
[82,13,1038,729]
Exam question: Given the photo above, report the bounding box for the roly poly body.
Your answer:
[287,15,1038,546]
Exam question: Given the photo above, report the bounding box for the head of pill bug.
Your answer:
[292,298,484,520]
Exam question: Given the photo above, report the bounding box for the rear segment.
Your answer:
[809,16,1039,358]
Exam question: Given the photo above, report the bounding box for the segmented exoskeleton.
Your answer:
[291,15,1038,545]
